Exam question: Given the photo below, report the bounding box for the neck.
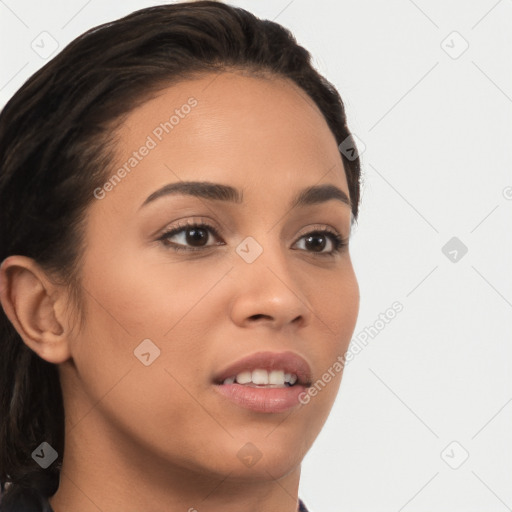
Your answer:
[49,402,302,512]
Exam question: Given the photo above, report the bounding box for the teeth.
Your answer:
[222,369,298,386]
[269,370,285,385]
[235,371,252,384]
[252,369,269,385]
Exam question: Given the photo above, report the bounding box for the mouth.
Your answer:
[212,351,312,413]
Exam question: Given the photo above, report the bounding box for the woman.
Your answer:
[0,2,362,511]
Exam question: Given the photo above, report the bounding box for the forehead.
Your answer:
[101,71,349,210]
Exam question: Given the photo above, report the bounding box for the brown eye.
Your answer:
[294,230,347,256]
[159,222,224,252]
[183,226,209,246]
[303,233,328,252]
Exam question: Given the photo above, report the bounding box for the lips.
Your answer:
[213,350,312,387]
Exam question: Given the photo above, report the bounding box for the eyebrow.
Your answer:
[140,181,351,210]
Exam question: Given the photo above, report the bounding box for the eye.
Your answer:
[157,220,348,256]
[158,221,224,252]
[294,228,348,256]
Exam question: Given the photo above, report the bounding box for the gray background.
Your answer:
[1,1,511,510]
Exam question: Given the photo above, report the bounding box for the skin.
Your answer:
[0,71,359,512]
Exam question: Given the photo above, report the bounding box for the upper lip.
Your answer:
[213,350,312,386]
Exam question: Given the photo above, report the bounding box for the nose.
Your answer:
[228,240,312,331]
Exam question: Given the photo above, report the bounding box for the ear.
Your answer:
[0,255,73,364]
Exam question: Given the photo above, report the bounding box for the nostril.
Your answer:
[250,314,270,321]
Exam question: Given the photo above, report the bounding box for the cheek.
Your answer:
[67,293,224,466]
[66,344,219,470]
[81,236,232,338]
[338,270,360,343]
[308,261,359,350]
[281,262,358,435]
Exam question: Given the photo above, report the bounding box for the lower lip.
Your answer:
[213,383,308,413]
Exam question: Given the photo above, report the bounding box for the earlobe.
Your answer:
[0,255,72,364]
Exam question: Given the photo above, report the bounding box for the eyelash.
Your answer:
[157,220,348,257]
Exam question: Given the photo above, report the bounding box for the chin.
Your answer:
[217,436,306,480]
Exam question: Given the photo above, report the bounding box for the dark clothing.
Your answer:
[298,498,310,511]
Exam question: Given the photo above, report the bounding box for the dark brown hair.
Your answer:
[0,1,361,508]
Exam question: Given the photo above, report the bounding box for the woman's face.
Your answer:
[62,71,359,481]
